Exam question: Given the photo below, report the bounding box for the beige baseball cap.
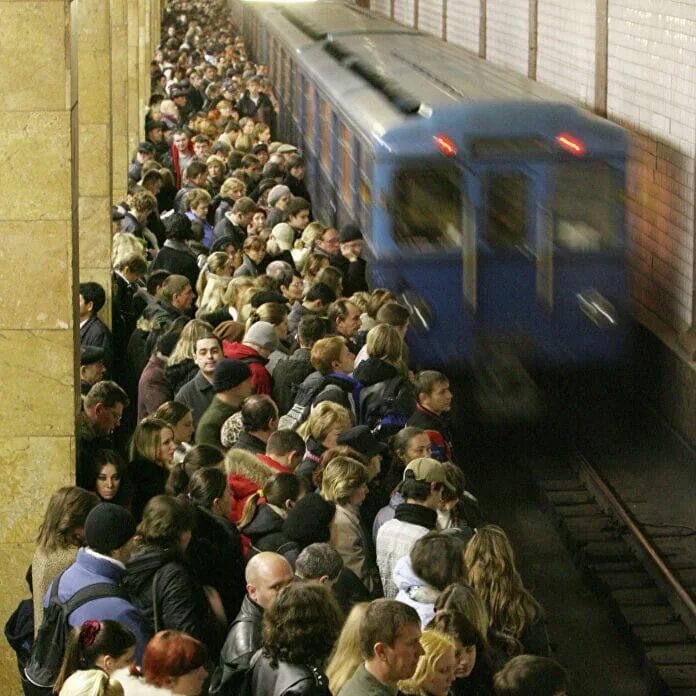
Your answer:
[403,457,455,491]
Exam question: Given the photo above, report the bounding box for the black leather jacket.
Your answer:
[219,595,263,669]
[250,651,331,696]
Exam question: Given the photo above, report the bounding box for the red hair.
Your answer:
[141,631,208,686]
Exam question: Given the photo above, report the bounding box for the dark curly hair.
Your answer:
[261,582,343,668]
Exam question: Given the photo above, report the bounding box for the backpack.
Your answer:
[358,376,417,440]
[24,569,128,690]
[277,374,344,431]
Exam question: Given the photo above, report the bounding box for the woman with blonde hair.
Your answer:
[154,400,194,465]
[464,525,550,656]
[58,668,124,696]
[205,155,226,197]
[112,233,146,268]
[195,251,233,302]
[301,252,330,291]
[128,417,177,521]
[398,630,458,696]
[296,401,353,480]
[32,488,99,629]
[219,276,255,321]
[292,221,325,271]
[325,602,370,694]
[322,456,380,596]
[234,132,253,153]
[163,318,214,393]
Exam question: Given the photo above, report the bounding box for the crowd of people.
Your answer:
[6,1,571,695]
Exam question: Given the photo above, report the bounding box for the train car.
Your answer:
[234,0,629,371]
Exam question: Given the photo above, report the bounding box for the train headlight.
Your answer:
[398,291,433,332]
[576,289,617,328]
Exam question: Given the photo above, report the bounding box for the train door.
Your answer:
[466,164,548,411]
[386,160,474,365]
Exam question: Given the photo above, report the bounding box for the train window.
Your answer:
[320,99,331,171]
[282,49,290,99]
[393,165,462,249]
[303,79,315,148]
[552,162,620,251]
[484,173,530,248]
[340,124,353,206]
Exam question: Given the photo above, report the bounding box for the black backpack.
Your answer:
[277,374,345,431]
[358,376,417,440]
[24,569,128,690]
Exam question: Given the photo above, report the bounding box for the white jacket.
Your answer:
[111,669,178,696]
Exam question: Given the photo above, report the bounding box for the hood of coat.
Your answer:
[393,555,440,605]
[123,547,180,597]
[242,503,284,540]
[222,340,268,364]
[352,357,400,386]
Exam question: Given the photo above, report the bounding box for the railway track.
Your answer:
[530,453,696,695]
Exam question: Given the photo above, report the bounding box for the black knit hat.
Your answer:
[283,493,336,548]
[85,503,136,554]
[339,224,362,243]
[212,358,251,393]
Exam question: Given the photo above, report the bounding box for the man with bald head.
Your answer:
[215,552,293,684]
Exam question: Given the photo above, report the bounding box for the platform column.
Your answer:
[0,0,79,689]
[78,0,114,321]
[111,0,130,203]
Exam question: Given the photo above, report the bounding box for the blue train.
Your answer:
[233,0,629,369]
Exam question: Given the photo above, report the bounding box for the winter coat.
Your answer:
[151,240,200,291]
[330,504,380,597]
[212,216,247,251]
[112,668,180,696]
[222,341,272,395]
[80,315,113,374]
[242,504,298,563]
[123,547,215,651]
[250,651,331,696]
[235,431,267,455]
[175,371,215,428]
[372,491,405,542]
[393,555,440,626]
[188,505,246,622]
[272,347,315,415]
[45,548,149,661]
[195,397,239,449]
[295,437,326,483]
[227,449,278,523]
[128,456,168,522]
[218,594,263,671]
[137,355,173,421]
[329,252,368,296]
[282,172,312,208]
[407,404,454,463]
[233,253,269,279]
[165,358,198,395]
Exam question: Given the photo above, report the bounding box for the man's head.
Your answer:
[161,274,194,311]
[212,359,254,399]
[493,655,568,696]
[80,346,107,387]
[267,184,292,210]
[79,282,106,319]
[286,197,310,232]
[245,551,294,610]
[303,283,336,313]
[194,333,222,378]
[360,599,423,685]
[184,160,208,187]
[84,381,129,435]
[265,429,305,471]
[294,315,326,351]
[191,134,211,159]
[414,370,452,415]
[295,543,343,584]
[328,299,361,340]
[400,457,453,509]
[285,154,305,179]
[376,302,411,337]
[84,503,137,562]
[147,269,170,299]
[231,196,257,227]
[310,336,355,376]
[241,394,279,435]
[314,226,341,256]
[172,130,190,153]
[243,321,279,359]
[339,223,364,259]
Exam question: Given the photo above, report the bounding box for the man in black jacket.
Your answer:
[331,224,369,296]
[80,282,114,376]
[217,552,293,673]
[235,394,279,455]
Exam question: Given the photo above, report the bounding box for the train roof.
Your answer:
[258,2,626,152]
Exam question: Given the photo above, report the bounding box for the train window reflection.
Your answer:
[393,165,462,249]
[484,173,529,248]
[553,163,619,251]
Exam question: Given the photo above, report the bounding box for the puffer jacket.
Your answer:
[122,546,216,651]
[250,651,331,696]
[226,450,278,523]
[393,555,440,627]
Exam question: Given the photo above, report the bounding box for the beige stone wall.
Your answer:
[0,0,159,689]
[0,0,79,690]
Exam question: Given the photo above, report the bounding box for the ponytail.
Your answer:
[238,489,264,529]
[245,309,261,333]
[166,461,190,496]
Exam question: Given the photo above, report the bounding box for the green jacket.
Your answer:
[195,396,238,449]
[338,663,398,696]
